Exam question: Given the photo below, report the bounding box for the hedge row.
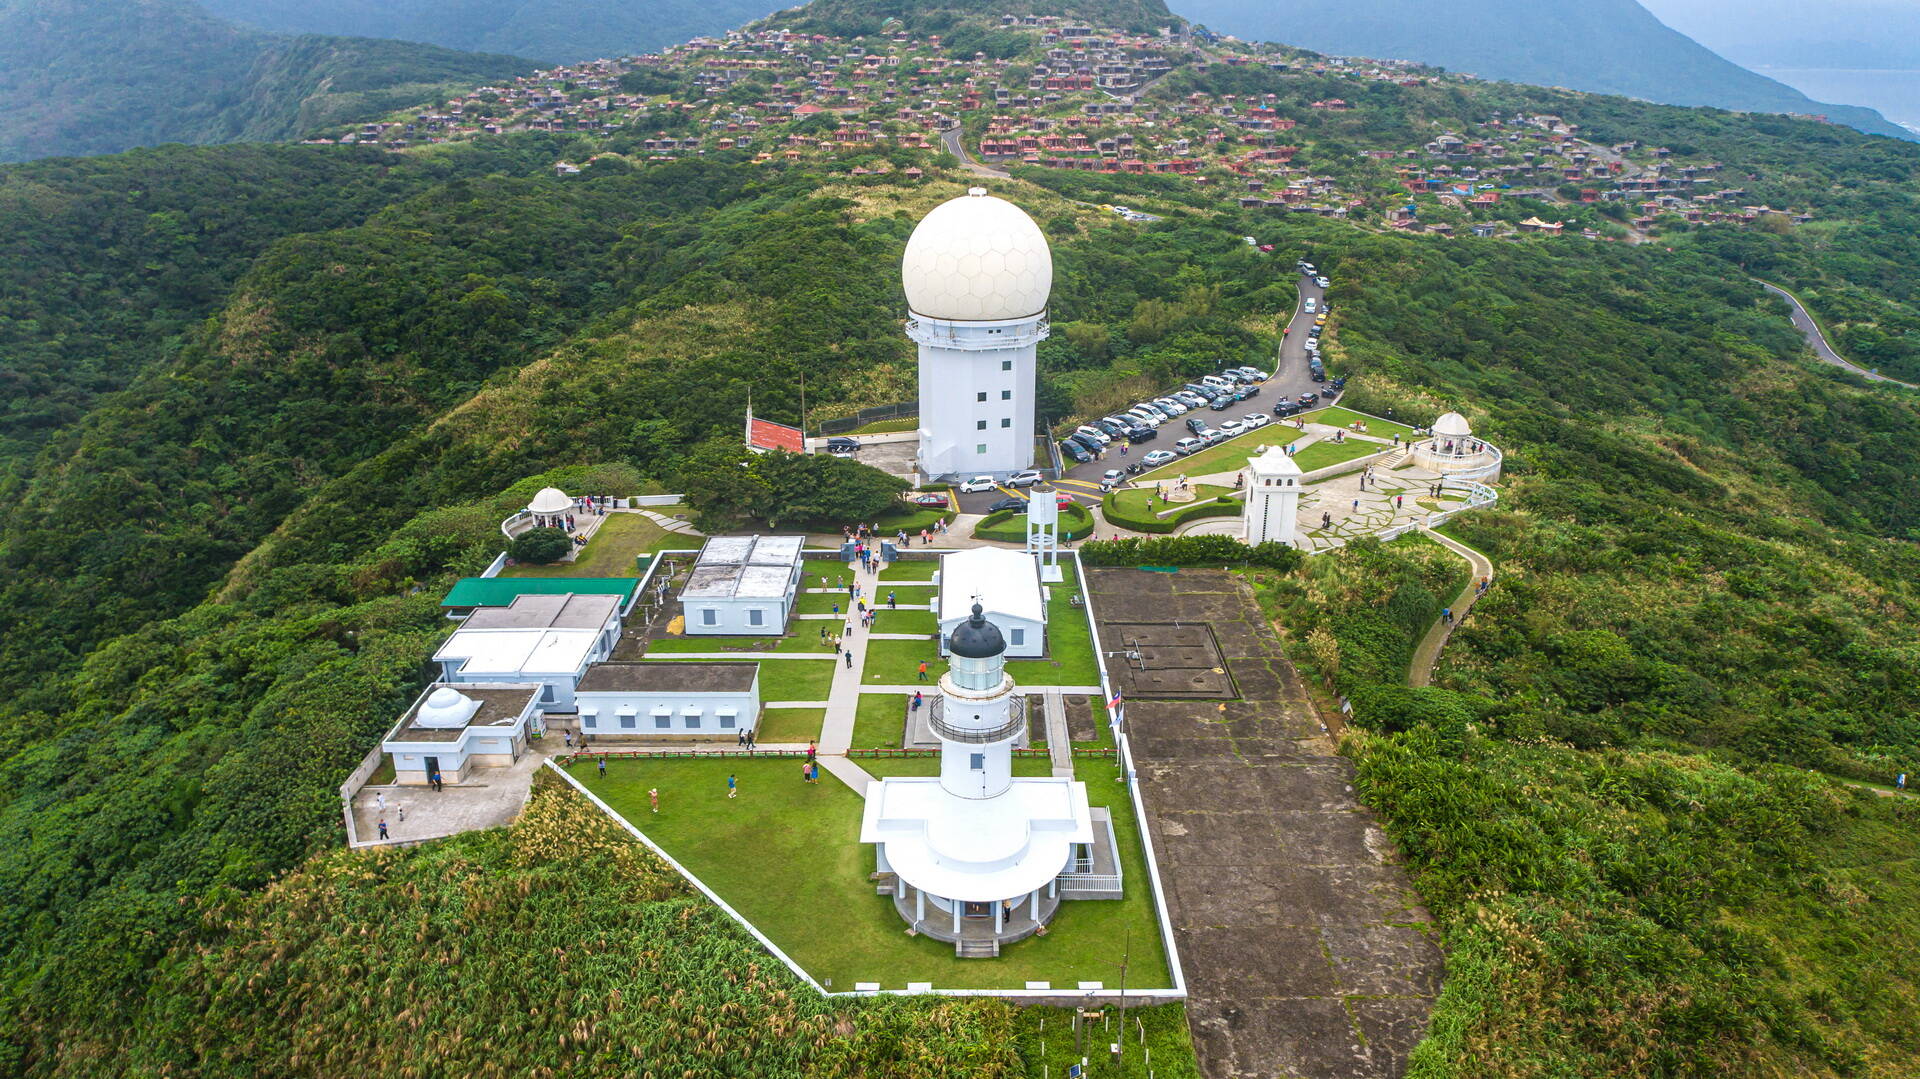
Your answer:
[1080,534,1303,571]
[1101,491,1243,534]
[973,502,1095,542]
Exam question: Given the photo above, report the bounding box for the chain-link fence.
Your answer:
[816,402,917,436]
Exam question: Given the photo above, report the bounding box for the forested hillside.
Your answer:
[0,0,531,162]
[2,4,1920,1071]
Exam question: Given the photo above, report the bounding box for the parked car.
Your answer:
[1219,419,1247,436]
[1201,375,1235,393]
[1241,385,1261,400]
[1060,440,1093,464]
[1173,437,1206,455]
[1244,412,1271,428]
[1235,366,1269,381]
[958,475,998,493]
[1008,470,1045,487]
[1175,391,1207,408]
[1304,298,1318,314]
[1125,425,1157,442]
[1186,416,1209,434]
[909,492,949,507]
[1298,392,1320,406]
[1126,408,1163,427]
[1200,428,1227,445]
[987,497,1027,513]
[1274,401,1300,417]
[1100,469,1127,490]
[1154,397,1188,416]
[1210,395,1233,410]
[1074,425,1111,446]
[825,436,860,454]
[1142,449,1179,467]
[1094,418,1129,437]
[1299,262,1316,275]
[1315,276,1331,288]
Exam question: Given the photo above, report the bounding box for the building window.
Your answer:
[685,715,701,729]
[970,752,986,770]
[747,608,764,627]
[701,608,718,626]
[1001,418,1011,428]
[976,391,987,402]
[719,714,736,729]
[655,715,671,729]
[620,714,636,730]
[1001,390,1012,400]
[539,685,557,704]
[1001,360,1012,371]
[977,419,988,430]
[583,715,598,730]
[1010,628,1025,646]
[977,444,988,454]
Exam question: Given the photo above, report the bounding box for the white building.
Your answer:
[902,188,1053,481]
[575,661,761,739]
[937,547,1045,657]
[1413,411,1503,482]
[861,605,1107,957]
[1243,444,1303,547]
[433,593,624,711]
[680,535,806,635]
[382,683,541,786]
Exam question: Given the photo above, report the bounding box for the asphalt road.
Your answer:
[953,263,1335,515]
[940,126,1009,179]
[1758,280,1919,389]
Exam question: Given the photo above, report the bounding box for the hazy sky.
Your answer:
[1639,0,1920,62]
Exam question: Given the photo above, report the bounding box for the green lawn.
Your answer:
[582,755,1175,990]
[1007,563,1102,686]
[878,560,940,582]
[1292,437,1384,472]
[500,514,680,578]
[876,506,957,533]
[796,590,854,615]
[1109,484,1237,520]
[1298,405,1419,441]
[861,637,947,684]
[1137,432,1298,482]
[757,708,825,744]
[870,608,938,635]
[872,584,937,606]
[852,693,909,750]
[757,659,838,702]
[645,633,834,654]
[844,417,919,435]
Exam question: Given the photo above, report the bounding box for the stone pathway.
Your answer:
[634,507,704,535]
[1408,528,1494,688]
[1087,567,1440,1079]
[1041,690,1074,777]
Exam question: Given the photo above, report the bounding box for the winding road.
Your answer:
[1758,281,1919,389]
[939,126,1008,179]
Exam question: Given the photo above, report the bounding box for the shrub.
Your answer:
[973,502,1094,542]
[508,527,572,564]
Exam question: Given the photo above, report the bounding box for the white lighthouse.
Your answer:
[901,188,1053,481]
[860,604,1097,956]
[1244,444,1303,547]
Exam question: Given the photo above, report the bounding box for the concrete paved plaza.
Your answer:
[1089,567,1441,1079]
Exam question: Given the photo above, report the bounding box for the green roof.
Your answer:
[441,577,640,609]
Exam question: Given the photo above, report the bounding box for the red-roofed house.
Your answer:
[746,410,805,454]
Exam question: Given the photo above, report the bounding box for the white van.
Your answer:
[1201,374,1235,393]
[1304,298,1318,314]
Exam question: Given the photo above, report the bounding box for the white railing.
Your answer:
[1414,438,1504,484]
[1058,873,1123,894]
[1425,479,1499,529]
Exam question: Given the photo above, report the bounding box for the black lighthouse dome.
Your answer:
[947,602,1006,659]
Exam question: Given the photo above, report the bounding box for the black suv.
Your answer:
[1185,417,1209,434]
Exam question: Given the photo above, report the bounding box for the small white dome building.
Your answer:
[902,189,1053,322]
[527,486,572,514]
[1414,410,1503,482]
[903,188,1053,480]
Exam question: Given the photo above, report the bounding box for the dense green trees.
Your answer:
[679,445,909,530]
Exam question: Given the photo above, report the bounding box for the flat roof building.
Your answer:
[440,576,639,617]
[938,547,1046,657]
[381,683,541,786]
[433,593,624,711]
[575,662,762,740]
[681,535,806,635]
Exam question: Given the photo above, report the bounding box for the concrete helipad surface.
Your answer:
[1088,567,1441,1079]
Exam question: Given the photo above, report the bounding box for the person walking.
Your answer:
[807,741,817,762]
[430,769,442,792]
[746,729,756,749]
[1395,494,1403,509]
[377,817,389,841]
[887,590,896,608]
[811,761,820,783]
[1899,773,1908,791]
[597,757,606,778]
[727,774,737,800]
[565,728,575,748]
[737,728,748,747]
[917,661,929,682]
[844,650,854,669]
[375,790,386,812]
[649,788,659,813]
[911,690,923,712]
[801,759,814,784]
[1442,607,1453,625]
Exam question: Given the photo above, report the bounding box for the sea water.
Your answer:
[1759,66,1920,134]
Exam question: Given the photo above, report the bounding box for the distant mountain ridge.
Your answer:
[0,0,533,162]
[1173,0,1914,139]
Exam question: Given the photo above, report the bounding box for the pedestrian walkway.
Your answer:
[1408,527,1494,688]
[816,619,880,793]
[632,507,704,535]
[1041,690,1073,777]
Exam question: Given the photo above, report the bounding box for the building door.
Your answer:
[424,756,441,781]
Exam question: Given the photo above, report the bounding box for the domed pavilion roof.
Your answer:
[1432,412,1472,437]
[527,486,572,514]
[901,188,1052,322]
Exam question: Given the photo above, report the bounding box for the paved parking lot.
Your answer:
[955,270,1333,516]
